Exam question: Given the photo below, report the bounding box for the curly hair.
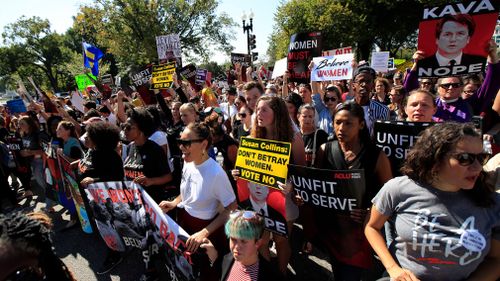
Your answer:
[251,96,294,142]
[401,122,494,207]
[85,121,121,151]
[126,107,156,137]
[0,212,76,280]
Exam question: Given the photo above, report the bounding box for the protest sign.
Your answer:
[130,66,153,87]
[231,53,251,67]
[271,57,287,79]
[70,91,85,113]
[287,31,322,83]
[236,179,288,237]
[195,69,207,86]
[85,181,146,251]
[75,74,96,91]
[16,80,34,104]
[371,51,390,73]
[140,189,197,281]
[322,46,353,56]
[156,34,182,63]
[234,137,291,189]
[41,142,76,213]
[374,120,433,174]
[388,57,395,69]
[85,181,197,280]
[311,53,354,81]
[58,154,93,233]
[179,64,197,89]
[101,74,114,87]
[6,99,26,113]
[151,62,176,90]
[416,0,499,77]
[288,165,365,213]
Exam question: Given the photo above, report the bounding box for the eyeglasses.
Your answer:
[230,210,260,220]
[451,152,490,166]
[238,112,247,118]
[353,80,371,86]
[439,83,462,89]
[324,96,338,102]
[177,138,204,147]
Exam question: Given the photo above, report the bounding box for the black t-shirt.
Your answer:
[123,140,171,201]
[79,149,124,183]
[302,129,328,167]
[232,123,250,143]
[0,128,9,143]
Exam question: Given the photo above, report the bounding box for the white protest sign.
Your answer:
[322,46,353,57]
[70,91,86,113]
[311,53,354,81]
[155,34,182,61]
[271,57,287,79]
[371,51,390,73]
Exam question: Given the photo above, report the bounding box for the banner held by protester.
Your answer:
[311,53,354,81]
[287,31,322,83]
[371,51,390,73]
[416,0,499,77]
[374,120,433,175]
[235,137,291,190]
[151,62,176,90]
[322,46,353,56]
[288,165,365,213]
[58,153,93,233]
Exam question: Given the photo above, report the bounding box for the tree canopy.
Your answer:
[267,0,450,62]
[73,0,237,71]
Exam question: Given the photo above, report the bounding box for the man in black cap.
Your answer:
[352,65,390,134]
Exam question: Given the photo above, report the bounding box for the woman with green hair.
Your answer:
[200,210,284,281]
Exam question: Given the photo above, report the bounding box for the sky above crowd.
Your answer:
[0,0,281,64]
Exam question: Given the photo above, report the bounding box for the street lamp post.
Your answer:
[242,11,254,67]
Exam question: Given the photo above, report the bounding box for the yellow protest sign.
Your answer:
[235,137,291,189]
[151,62,176,89]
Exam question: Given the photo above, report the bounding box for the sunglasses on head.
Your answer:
[177,138,204,147]
[238,112,247,118]
[324,96,338,102]
[230,210,260,220]
[439,83,462,89]
[452,152,490,166]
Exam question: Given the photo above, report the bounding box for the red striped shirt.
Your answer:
[227,260,259,281]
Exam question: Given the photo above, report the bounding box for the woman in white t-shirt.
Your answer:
[159,121,237,281]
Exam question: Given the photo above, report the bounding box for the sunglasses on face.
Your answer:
[177,138,204,147]
[451,152,490,166]
[238,112,247,118]
[439,83,462,89]
[324,96,338,102]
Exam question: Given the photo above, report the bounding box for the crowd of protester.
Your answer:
[0,39,499,281]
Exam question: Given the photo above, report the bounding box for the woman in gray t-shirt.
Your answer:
[365,123,500,281]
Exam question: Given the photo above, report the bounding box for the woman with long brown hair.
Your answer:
[248,95,306,275]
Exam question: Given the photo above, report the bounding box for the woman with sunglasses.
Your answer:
[311,101,393,280]
[123,108,172,203]
[366,122,500,281]
[311,81,342,136]
[231,105,252,144]
[200,210,284,281]
[159,121,237,281]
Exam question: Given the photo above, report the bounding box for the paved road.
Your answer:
[11,191,334,281]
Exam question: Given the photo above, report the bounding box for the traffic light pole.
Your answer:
[242,15,253,68]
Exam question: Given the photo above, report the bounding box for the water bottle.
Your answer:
[216,152,224,167]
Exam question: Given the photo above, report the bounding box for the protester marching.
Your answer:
[1,0,500,281]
